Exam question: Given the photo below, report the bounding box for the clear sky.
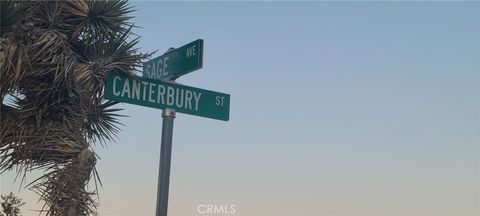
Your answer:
[2,1,479,216]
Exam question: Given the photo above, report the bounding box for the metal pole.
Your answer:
[156,108,176,216]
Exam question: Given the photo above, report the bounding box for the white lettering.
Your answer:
[197,204,236,215]
[207,205,214,214]
[132,80,141,100]
[141,81,148,101]
[166,86,175,106]
[151,61,158,80]
[216,96,224,106]
[144,64,152,78]
[197,204,206,214]
[186,45,197,58]
[193,92,202,111]
[214,205,224,214]
[163,56,169,77]
[157,85,165,104]
[175,88,184,108]
[185,90,193,110]
[113,76,121,96]
[148,82,156,103]
[121,79,130,98]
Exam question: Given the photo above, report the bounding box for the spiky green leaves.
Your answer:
[84,0,134,41]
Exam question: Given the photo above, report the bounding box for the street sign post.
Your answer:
[105,71,230,121]
[156,108,175,216]
[106,40,228,216]
[143,39,203,80]
[143,40,205,216]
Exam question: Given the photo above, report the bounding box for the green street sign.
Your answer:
[105,72,230,121]
[143,39,203,80]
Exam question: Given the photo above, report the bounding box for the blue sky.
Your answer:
[2,2,479,216]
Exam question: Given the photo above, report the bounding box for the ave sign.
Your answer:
[143,39,203,80]
[104,71,230,121]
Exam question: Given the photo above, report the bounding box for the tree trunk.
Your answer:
[58,148,96,216]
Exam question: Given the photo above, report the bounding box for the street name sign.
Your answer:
[143,39,203,80]
[105,71,229,121]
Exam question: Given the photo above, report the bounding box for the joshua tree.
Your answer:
[0,1,148,215]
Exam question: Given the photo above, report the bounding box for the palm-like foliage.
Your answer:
[1,192,25,216]
[0,1,149,215]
